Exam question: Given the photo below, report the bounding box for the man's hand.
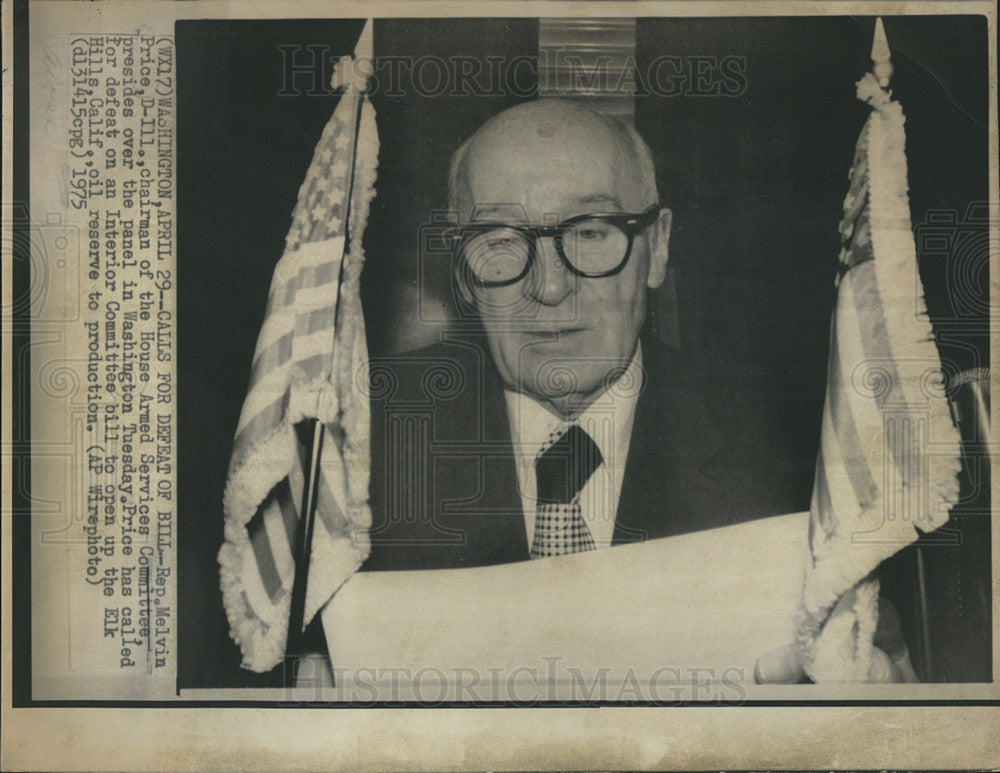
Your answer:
[755,596,919,684]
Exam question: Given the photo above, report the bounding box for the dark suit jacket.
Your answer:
[360,329,769,572]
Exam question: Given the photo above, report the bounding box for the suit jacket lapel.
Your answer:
[613,337,725,544]
[438,333,529,566]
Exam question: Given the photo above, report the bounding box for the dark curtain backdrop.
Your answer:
[177,17,990,688]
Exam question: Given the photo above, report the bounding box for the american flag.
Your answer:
[218,21,377,673]
[796,19,961,682]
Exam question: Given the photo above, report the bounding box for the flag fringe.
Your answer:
[219,379,327,672]
[219,512,290,672]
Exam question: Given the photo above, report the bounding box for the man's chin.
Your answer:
[501,339,635,411]
[525,372,617,413]
[528,365,597,400]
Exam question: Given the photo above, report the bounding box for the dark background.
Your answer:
[176,17,991,689]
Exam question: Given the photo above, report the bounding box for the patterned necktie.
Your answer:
[530,424,603,558]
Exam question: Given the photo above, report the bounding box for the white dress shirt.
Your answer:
[503,345,643,550]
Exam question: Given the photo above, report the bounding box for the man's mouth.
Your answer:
[525,328,587,339]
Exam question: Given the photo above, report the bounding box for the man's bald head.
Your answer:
[448,99,659,221]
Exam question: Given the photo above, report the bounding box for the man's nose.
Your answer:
[524,237,575,306]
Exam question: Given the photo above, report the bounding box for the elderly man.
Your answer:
[358,98,755,571]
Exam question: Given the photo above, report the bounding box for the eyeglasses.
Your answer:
[452,205,661,288]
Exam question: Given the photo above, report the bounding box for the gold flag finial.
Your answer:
[871,17,893,88]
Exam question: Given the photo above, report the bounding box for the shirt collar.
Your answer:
[504,343,643,467]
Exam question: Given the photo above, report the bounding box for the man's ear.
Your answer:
[645,207,672,290]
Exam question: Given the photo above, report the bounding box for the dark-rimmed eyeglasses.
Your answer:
[451,205,661,287]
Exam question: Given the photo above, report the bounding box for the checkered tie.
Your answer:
[530,424,602,558]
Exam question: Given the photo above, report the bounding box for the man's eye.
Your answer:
[486,236,518,249]
[576,226,609,240]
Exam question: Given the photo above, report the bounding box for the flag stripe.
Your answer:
[250,333,294,384]
[849,261,919,482]
[290,280,341,314]
[275,477,299,552]
[832,273,891,477]
[850,262,902,410]
[263,496,295,587]
[254,307,332,366]
[273,236,344,287]
[233,363,293,438]
[819,405,861,536]
[232,392,290,467]
[814,447,834,534]
[826,307,879,509]
[291,328,340,365]
[274,268,337,310]
[316,471,346,536]
[247,505,283,601]
[250,314,295,366]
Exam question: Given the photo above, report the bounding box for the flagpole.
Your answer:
[286,418,325,683]
[285,73,368,686]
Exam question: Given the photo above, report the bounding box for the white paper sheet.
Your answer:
[322,511,810,701]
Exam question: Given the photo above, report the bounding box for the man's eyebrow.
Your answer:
[575,193,623,210]
[470,204,527,221]
[468,195,623,222]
